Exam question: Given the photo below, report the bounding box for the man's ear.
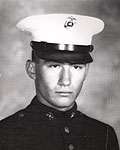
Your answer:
[25,60,36,80]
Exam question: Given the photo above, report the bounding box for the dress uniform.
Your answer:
[0,96,119,150]
[0,14,119,150]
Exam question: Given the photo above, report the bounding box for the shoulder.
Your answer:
[0,108,27,128]
[75,111,119,149]
[76,111,119,144]
[0,99,36,128]
[77,110,109,126]
[76,110,116,133]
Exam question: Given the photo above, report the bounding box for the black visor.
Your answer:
[30,41,93,64]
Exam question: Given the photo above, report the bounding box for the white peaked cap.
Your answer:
[17,14,104,45]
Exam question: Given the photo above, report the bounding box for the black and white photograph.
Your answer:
[0,0,120,149]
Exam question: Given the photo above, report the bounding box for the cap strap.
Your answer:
[30,41,94,53]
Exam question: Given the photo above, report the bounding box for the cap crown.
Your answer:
[17,14,104,45]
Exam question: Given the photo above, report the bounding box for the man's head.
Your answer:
[26,56,89,111]
[17,14,104,111]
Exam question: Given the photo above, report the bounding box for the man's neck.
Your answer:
[36,93,75,112]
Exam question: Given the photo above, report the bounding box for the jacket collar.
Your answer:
[29,96,77,121]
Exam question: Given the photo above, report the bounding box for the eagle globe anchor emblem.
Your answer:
[64,16,77,29]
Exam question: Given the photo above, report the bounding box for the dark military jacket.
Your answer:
[0,96,119,150]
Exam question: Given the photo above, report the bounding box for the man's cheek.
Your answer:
[44,76,59,88]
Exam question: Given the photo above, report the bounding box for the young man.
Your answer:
[0,14,119,150]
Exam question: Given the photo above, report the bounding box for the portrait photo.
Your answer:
[0,0,120,149]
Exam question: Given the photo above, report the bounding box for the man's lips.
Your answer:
[55,91,73,96]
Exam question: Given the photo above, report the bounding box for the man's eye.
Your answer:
[73,65,84,70]
[48,64,60,68]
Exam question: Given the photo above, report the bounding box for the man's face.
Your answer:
[27,59,89,111]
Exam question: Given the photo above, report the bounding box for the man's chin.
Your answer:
[52,99,75,111]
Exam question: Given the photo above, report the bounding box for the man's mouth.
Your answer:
[55,91,72,96]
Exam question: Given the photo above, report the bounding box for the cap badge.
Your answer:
[64,16,77,29]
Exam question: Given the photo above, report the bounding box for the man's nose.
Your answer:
[58,65,71,86]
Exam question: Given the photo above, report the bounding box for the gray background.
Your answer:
[0,0,120,144]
